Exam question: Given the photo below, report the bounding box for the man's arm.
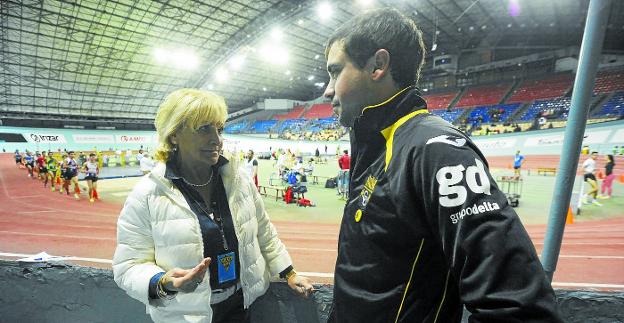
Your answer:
[417,138,563,322]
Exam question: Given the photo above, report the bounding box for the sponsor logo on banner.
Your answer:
[73,134,114,144]
[25,133,67,143]
[116,135,151,144]
[474,138,516,150]
[524,135,564,147]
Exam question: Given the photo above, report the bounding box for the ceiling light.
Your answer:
[208,84,214,90]
[271,27,283,41]
[170,49,199,70]
[431,43,437,51]
[259,45,289,65]
[314,54,320,59]
[153,48,168,64]
[307,75,315,81]
[507,23,512,28]
[298,19,304,25]
[317,2,333,21]
[215,67,228,83]
[357,0,374,7]
[314,82,325,88]
[262,87,267,91]
[469,26,474,31]
[285,70,291,75]
[229,54,245,70]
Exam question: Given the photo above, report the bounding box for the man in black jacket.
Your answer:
[323,8,563,323]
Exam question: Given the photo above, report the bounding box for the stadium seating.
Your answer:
[251,120,278,133]
[592,92,624,118]
[466,103,522,124]
[278,118,307,133]
[430,108,464,123]
[593,69,624,94]
[303,103,333,119]
[273,106,305,120]
[455,83,512,108]
[518,97,571,121]
[224,121,248,134]
[507,73,574,103]
[423,91,459,110]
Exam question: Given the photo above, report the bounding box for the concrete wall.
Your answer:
[1,260,623,323]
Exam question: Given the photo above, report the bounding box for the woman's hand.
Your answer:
[287,274,315,298]
[161,257,211,293]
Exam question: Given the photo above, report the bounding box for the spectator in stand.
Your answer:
[337,150,351,198]
[599,154,616,199]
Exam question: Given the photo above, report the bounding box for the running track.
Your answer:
[1,155,623,290]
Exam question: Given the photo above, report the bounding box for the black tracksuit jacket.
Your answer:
[330,87,563,323]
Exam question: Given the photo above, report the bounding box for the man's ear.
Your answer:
[371,49,390,81]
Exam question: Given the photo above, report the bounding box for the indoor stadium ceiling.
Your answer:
[1,0,623,119]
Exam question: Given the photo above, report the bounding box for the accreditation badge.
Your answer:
[217,252,236,284]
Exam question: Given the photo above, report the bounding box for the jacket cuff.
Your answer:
[148,272,165,299]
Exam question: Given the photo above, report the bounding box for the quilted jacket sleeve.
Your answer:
[251,178,293,275]
[113,185,165,306]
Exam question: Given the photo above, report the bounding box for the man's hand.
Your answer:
[161,257,211,293]
[287,274,315,298]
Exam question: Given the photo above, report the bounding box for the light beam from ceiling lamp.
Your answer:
[259,45,289,65]
[153,48,168,64]
[431,13,438,52]
[153,48,199,70]
[317,2,333,21]
[508,0,520,17]
[170,49,199,70]
[356,0,374,8]
[215,67,229,83]
[271,27,284,41]
[229,54,246,70]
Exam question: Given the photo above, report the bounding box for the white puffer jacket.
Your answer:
[113,155,292,322]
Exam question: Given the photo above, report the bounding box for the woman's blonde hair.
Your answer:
[154,88,228,162]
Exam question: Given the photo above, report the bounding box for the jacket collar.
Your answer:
[354,86,427,133]
[149,153,240,212]
[164,155,229,180]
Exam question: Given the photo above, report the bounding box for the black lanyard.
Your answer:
[187,186,229,251]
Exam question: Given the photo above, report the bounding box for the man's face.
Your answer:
[69,152,75,159]
[591,153,598,160]
[323,43,373,128]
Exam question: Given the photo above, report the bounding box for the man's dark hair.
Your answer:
[591,151,598,154]
[89,153,96,157]
[325,8,426,87]
[68,151,74,154]
[343,150,349,154]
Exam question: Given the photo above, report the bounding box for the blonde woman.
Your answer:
[113,89,313,323]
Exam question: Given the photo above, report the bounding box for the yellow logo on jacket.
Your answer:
[355,175,378,222]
